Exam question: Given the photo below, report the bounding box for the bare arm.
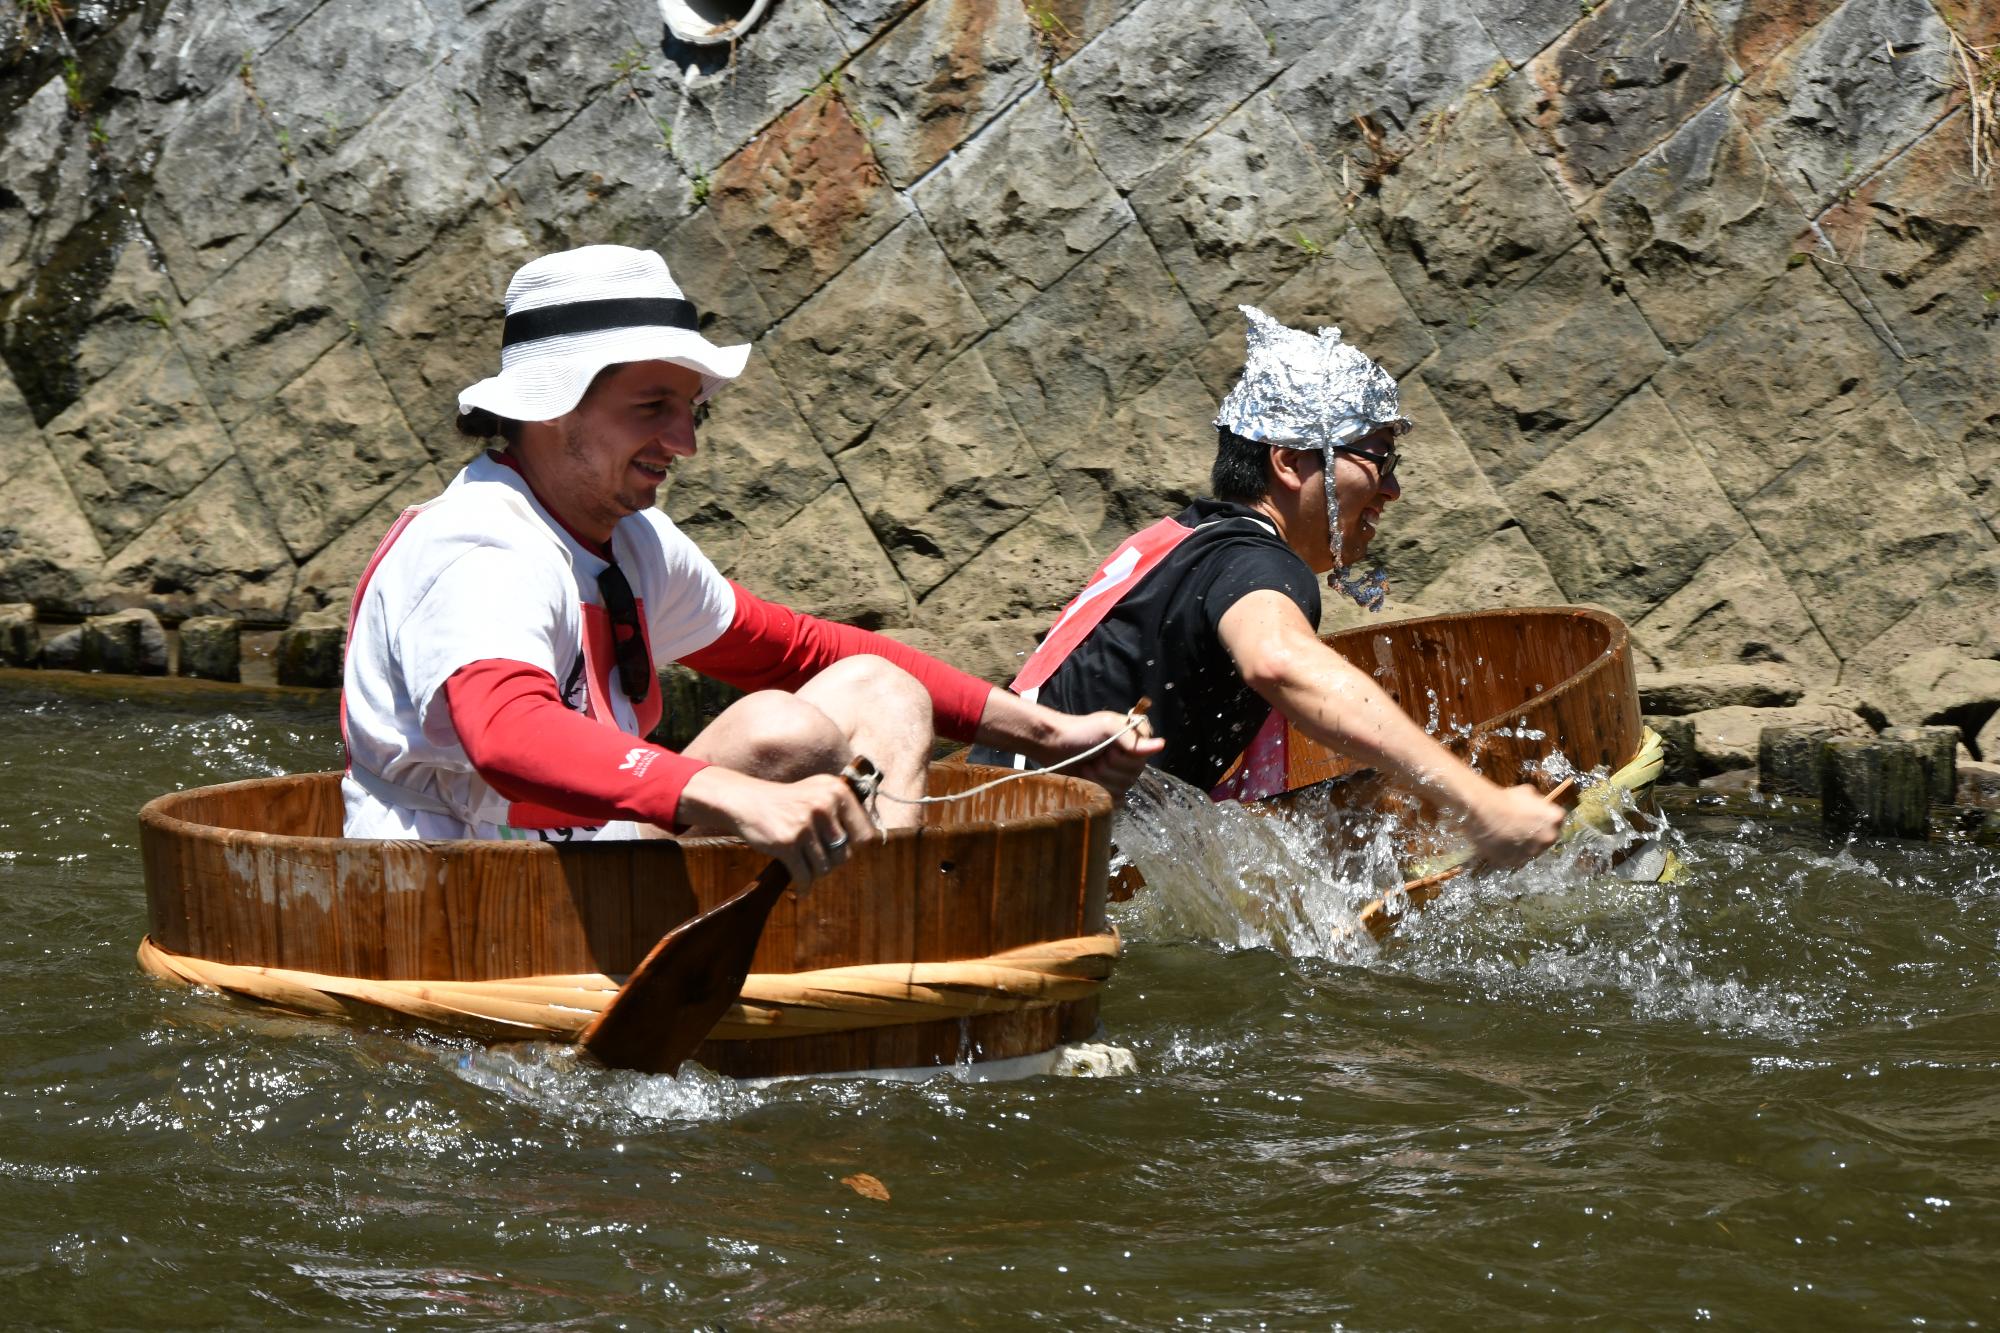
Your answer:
[1217,590,1562,866]
[969,689,1163,796]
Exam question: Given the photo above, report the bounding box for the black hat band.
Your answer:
[502,297,701,349]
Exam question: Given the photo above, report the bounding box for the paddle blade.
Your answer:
[578,861,791,1075]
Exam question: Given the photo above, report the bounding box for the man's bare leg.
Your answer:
[671,655,934,831]
[794,656,933,828]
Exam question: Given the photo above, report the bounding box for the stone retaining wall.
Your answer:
[1,0,1994,695]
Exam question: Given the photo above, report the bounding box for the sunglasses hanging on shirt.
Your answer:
[595,563,653,702]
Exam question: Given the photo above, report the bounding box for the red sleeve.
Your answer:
[443,659,708,828]
[678,581,992,742]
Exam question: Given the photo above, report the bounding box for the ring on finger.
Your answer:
[827,833,849,852]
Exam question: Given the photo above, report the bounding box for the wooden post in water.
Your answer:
[1881,726,1962,809]
[1760,724,1838,798]
[1821,736,1931,839]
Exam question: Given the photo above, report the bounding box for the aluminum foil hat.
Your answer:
[1213,305,1409,449]
[1214,306,1410,611]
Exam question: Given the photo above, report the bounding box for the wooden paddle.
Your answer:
[576,858,791,1074]
[1356,776,1577,942]
[581,696,1156,1073]
[578,763,882,1075]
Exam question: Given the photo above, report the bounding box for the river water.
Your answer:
[2,682,1997,1329]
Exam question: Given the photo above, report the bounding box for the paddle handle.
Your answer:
[579,762,889,1072]
[1357,776,1577,941]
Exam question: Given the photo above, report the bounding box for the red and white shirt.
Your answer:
[341,453,991,841]
[341,452,732,839]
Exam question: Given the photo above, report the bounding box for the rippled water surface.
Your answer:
[3,682,1998,1329]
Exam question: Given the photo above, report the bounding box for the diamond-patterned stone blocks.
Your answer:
[0,0,1989,696]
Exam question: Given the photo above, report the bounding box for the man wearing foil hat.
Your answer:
[972,306,1562,867]
[338,244,1161,885]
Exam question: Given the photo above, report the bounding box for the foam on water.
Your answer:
[452,1043,757,1127]
[446,1033,1143,1130]
[1108,768,1868,1040]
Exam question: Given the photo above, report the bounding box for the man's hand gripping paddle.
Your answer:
[578,759,884,1075]
[1356,776,1577,942]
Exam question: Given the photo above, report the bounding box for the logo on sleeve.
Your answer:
[618,747,658,778]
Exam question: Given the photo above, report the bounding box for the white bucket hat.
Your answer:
[457,245,752,421]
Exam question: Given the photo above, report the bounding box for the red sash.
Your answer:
[1011,517,1191,694]
[1011,516,1290,803]
[1208,708,1289,804]
[341,503,663,832]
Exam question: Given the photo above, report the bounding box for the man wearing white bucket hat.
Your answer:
[339,245,1160,883]
[972,306,1561,868]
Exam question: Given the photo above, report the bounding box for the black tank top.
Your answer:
[972,499,1320,790]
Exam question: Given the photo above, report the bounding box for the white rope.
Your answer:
[852,706,1151,808]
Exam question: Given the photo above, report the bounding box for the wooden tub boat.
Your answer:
[1117,606,1663,922]
[1274,605,1643,808]
[137,765,1116,1079]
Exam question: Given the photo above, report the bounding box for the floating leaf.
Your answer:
[841,1172,890,1201]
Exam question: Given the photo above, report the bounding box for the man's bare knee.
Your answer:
[802,655,934,734]
[686,690,849,781]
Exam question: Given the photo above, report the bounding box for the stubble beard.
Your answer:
[560,414,652,525]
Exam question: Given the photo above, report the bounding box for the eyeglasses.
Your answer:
[595,563,652,702]
[1331,442,1399,483]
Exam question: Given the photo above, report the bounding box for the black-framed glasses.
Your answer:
[1331,442,1399,483]
[595,563,652,702]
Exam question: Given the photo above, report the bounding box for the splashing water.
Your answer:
[453,1043,757,1128]
[1107,765,1993,1045]
[1111,770,1402,959]
[1106,766,1836,1027]
[1112,761,1663,953]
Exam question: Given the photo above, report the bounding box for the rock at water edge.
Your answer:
[277,611,345,688]
[1645,715,1698,786]
[0,603,37,667]
[1759,724,1835,800]
[81,609,171,676]
[1881,725,1962,811]
[1644,664,1805,716]
[177,615,242,683]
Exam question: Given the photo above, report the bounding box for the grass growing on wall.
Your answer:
[1945,23,1996,182]
[13,0,71,36]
